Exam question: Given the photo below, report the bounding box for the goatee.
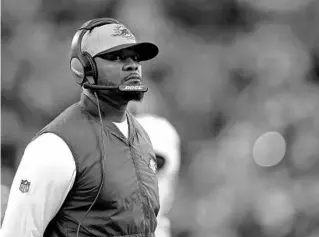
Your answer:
[95,83,145,106]
[120,90,144,102]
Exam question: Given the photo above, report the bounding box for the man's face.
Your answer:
[94,48,144,102]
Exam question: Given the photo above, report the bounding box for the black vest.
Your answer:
[40,94,159,237]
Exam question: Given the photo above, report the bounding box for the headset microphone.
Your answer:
[83,83,148,92]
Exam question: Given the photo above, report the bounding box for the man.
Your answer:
[135,115,181,237]
[0,18,160,237]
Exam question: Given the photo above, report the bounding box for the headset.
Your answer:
[70,18,148,92]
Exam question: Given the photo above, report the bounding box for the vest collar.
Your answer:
[79,93,135,143]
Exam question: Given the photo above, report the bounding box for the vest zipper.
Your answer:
[128,142,151,235]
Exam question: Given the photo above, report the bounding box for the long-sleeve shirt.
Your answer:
[0,133,76,237]
[0,119,130,237]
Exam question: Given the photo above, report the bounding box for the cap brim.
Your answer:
[95,42,159,61]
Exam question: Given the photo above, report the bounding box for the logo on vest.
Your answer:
[19,179,31,193]
[149,158,157,173]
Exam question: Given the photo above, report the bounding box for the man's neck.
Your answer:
[83,89,127,123]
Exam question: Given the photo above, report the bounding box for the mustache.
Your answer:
[124,73,142,82]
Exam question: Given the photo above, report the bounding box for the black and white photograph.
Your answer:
[2,0,319,237]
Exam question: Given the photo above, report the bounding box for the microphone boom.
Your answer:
[83,83,148,92]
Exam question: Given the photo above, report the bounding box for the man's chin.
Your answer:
[96,81,146,102]
[122,91,145,102]
[120,81,146,102]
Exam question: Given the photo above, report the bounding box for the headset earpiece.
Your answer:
[82,52,97,84]
[70,57,85,84]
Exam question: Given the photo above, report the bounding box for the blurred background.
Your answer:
[2,0,319,236]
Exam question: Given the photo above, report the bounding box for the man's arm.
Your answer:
[0,133,76,237]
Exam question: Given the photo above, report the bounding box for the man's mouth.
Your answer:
[124,74,142,84]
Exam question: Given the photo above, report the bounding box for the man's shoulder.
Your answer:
[45,102,87,128]
[33,102,91,141]
[53,102,83,121]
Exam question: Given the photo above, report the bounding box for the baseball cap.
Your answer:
[81,23,159,61]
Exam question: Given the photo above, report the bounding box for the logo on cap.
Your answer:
[112,25,136,41]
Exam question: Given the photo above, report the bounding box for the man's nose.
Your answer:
[123,58,139,71]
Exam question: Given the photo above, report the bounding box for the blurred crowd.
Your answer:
[2,0,319,236]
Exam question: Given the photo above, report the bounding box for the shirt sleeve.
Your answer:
[0,133,76,237]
